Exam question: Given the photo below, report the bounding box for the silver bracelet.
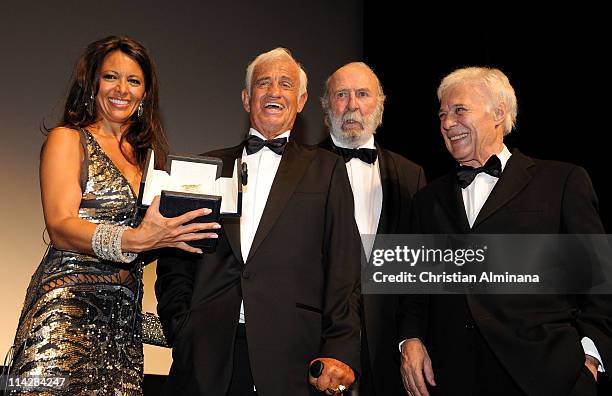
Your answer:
[91,224,137,263]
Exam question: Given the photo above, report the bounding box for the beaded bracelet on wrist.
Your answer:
[91,224,137,263]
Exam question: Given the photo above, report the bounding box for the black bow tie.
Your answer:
[331,144,377,164]
[456,155,502,188]
[244,135,287,155]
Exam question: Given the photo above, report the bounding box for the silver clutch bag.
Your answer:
[142,312,169,348]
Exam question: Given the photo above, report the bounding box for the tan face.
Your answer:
[96,50,145,126]
[438,82,505,167]
[327,64,381,147]
[241,58,307,139]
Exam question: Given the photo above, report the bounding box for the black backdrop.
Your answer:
[364,9,611,392]
[363,5,611,231]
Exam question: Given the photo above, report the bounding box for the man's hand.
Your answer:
[585,355,599,382]
[308,358,355,395]
[401,338,436,396]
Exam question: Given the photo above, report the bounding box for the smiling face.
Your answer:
[95,50,145,127]
[241,58,307,139]
[438,82,505,167]
[326,63,382,147]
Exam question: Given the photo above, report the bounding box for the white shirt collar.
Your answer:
[497,144,512,172]
[249,128,291,141]
[329,133,375,150]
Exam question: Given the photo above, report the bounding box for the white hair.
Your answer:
[437,67,518,135]
[244,47,308,97]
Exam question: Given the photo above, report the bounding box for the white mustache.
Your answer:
[342,111,364,125]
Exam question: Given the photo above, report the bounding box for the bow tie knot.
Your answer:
[456,155,502,188]
[245,135,287,155]
[331,144,377,164]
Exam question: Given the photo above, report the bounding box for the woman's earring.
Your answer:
[86,93,95,117]
[137,101,144,118]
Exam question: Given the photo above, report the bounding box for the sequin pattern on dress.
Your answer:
[6,129,145,395]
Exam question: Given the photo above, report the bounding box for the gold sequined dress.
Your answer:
[7,128,145,395]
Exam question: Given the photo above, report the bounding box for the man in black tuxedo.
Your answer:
[400,67,611,396]
[319,62,425,395]
[155,48,361,396]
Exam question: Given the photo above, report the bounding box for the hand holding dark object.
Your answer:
[308,358,354,394]
[124,195,220,254]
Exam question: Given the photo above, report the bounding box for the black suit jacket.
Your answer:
[320,136,426,395]
[155,139,362,396]
[401,149,612,395]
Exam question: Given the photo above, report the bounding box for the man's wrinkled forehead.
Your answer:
[331,65,377,93]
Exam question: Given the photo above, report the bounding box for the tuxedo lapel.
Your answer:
[472,150,534,228]
[246,140,316,262]
[320,137,395,234]
[223,218,242,264]
[376,145,400,234]
[214,144,244,264]
[436,174,471,233]
[319,135,334,151]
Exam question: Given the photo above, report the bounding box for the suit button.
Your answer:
[465,322,475,329]
[242,270,250,279]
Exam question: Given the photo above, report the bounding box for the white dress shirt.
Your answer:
[460,145,512,228]
[460,145,603,371]
[238,128,289,323]
[330,134,382,256]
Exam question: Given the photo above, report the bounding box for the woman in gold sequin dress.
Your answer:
[6,36,219,395]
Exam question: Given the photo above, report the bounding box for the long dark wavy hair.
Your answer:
[54,35,168,169]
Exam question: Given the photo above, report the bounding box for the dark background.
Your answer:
[364,8,610,392]
[364,5,611,231]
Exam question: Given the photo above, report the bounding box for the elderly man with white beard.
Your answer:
[319,62,426,395]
